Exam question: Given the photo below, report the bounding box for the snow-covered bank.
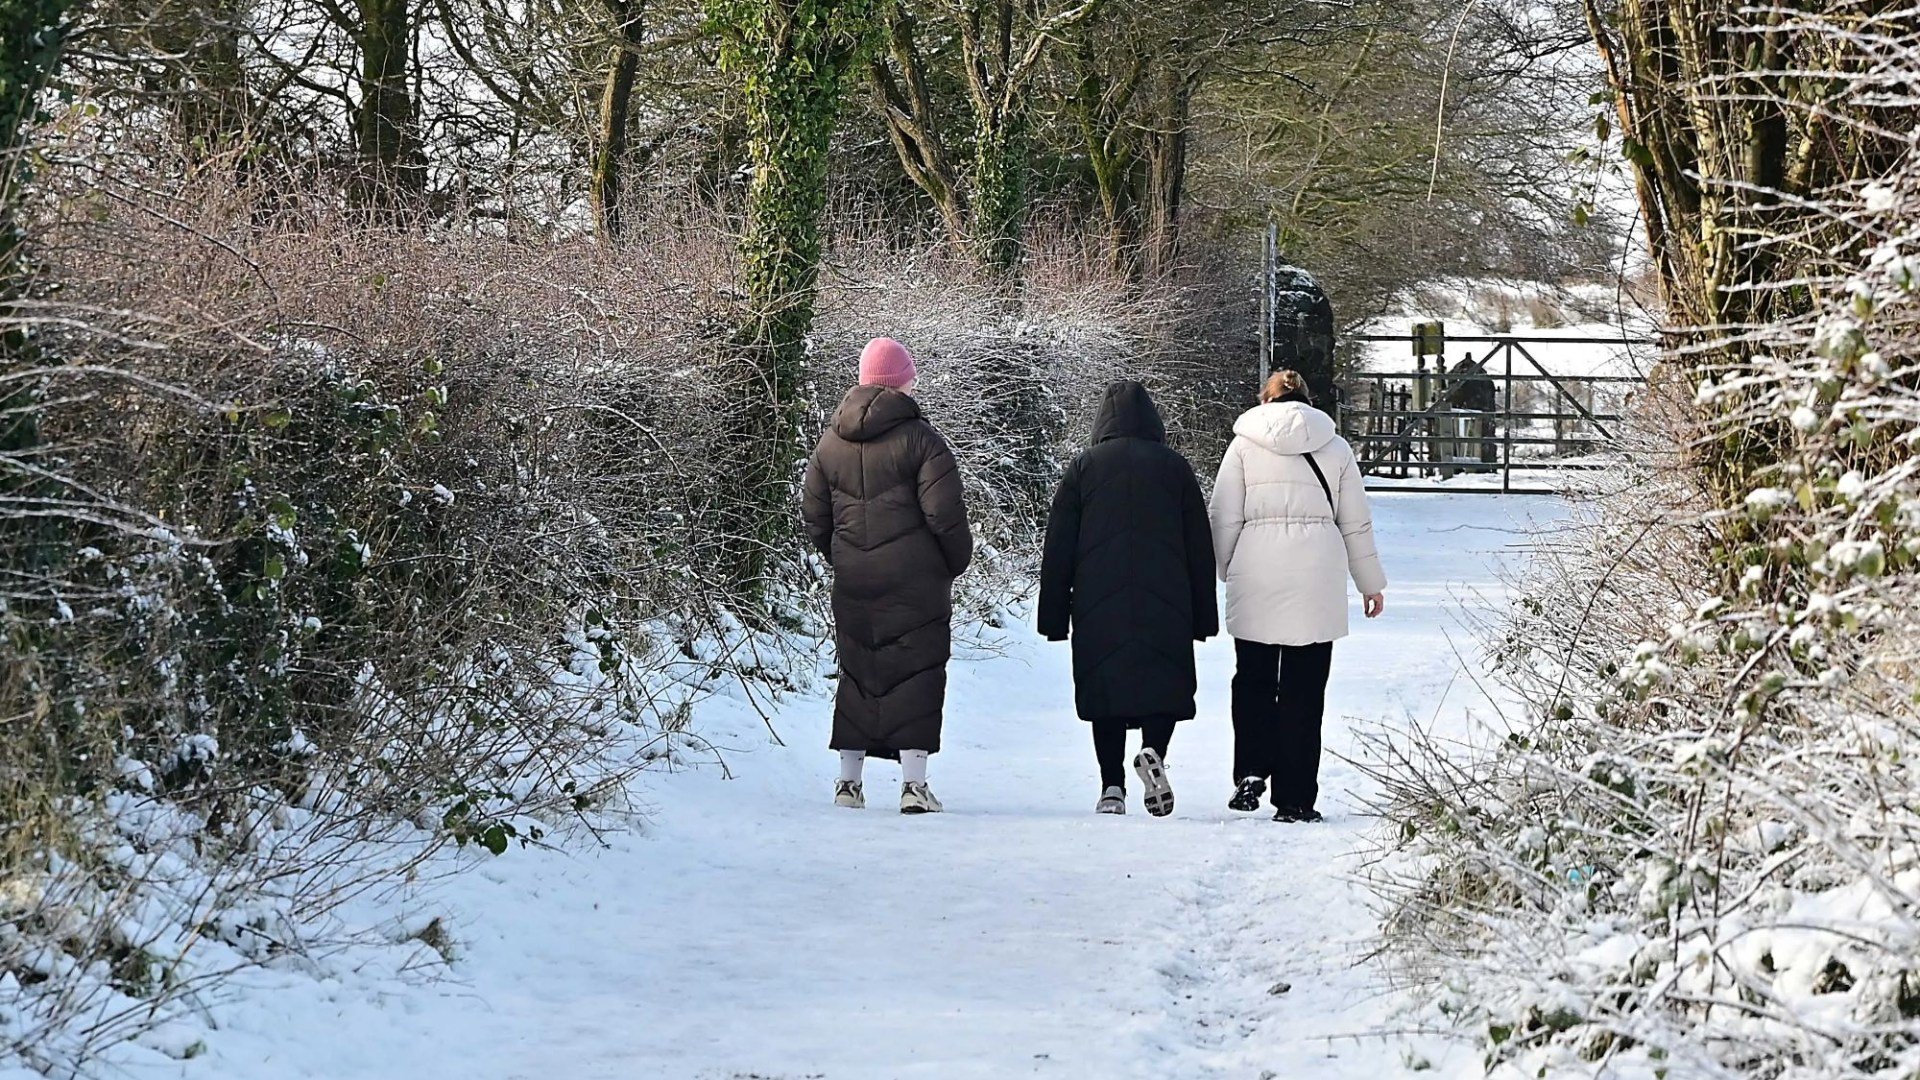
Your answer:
[111,493,1565,1080]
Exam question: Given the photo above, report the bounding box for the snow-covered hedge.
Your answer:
[812,237,1213,618]
[1373,23,1920,1078]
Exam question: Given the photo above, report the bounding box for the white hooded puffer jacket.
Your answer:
[1208,401,1386,645]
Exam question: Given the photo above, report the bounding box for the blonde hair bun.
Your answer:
[1260,369,1310,404]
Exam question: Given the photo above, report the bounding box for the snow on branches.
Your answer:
[1374,15,1920,1079]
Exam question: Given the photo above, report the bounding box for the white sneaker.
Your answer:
[900,781,943,815]
[1096,786,1126,815]
[1133,748,1174,817]
[834,780,865,809]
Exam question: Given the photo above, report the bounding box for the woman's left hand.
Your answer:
[1363,593,1385,619]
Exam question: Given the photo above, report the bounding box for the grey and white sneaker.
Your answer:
[1133,747,1174,817]
[900,781,944,815]
[1096,786,1127,815]
[833,780,865,809]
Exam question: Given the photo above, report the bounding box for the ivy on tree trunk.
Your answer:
[2,0,67,265]
[2,0,74,770]
[2,0,69,465]
[969,101,1027,272]
[708,0,874,588]
[872,0,1101,273]
[952,0,1102,274]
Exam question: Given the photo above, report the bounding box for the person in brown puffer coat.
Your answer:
[802,338,973,815]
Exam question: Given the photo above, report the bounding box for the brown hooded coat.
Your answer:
[802,385,973,756]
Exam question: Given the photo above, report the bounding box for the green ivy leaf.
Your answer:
[479,823,511,855]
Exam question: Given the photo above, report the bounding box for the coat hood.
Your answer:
[1232,400,1337,455]
[831,384,923,443]
[1090,380,1167,444]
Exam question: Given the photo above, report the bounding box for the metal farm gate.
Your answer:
[1337,329,1651,495]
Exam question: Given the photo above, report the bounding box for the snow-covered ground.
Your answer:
[116,493,1565,1080]
[1363,463,1611,494]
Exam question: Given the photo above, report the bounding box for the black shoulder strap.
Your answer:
[1302,452,1336,514]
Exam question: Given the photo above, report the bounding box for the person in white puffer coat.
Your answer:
[1208,369,1386,822]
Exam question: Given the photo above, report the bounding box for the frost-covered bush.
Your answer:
[813,238,1205,617]
[1,156,776,1072]
[1374,19,1920,1078]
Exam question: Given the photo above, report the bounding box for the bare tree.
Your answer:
[870,0,1103,270]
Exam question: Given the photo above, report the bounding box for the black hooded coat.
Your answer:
[1037,381,1218,723]
[803,384,974,756]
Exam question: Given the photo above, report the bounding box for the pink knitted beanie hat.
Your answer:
[858,337,918,389]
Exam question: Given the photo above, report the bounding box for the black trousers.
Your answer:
[1230,639,1334,810]
[1091,717,1177,790]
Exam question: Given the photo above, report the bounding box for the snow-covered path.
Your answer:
[157,493,1562,1080]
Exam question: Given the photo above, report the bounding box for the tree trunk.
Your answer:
[2,0,69,270]
[2,0,70,362]
[592,0,647,240]
[165,0,253,167]
[352,0,422,213]
[1583,0,1909,496]
[971,101,1026,273]
[957,0,1028,274]
[946,0,1102,273]
[709,0,873,588]
[1,0,73,652]
[1139,69,1190,276]
[1069,33,1143,274]
[871,2,967,244]
[1087,146,1136,274]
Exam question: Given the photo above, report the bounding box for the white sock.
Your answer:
[838,750,865,783]
[901,750,929,785]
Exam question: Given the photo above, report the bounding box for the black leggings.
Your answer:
[1230,639,1334,810]
[1091,717,1177,790]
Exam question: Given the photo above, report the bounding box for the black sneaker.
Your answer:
[1229,777,1266,812]
[1273,805,1324,823]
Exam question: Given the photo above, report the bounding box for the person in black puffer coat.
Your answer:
[1038,380,1217,817]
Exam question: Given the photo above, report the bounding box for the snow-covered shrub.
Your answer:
[1373,15,1920,1078]
[1,159,777,1071]
[812,236,1203,617]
